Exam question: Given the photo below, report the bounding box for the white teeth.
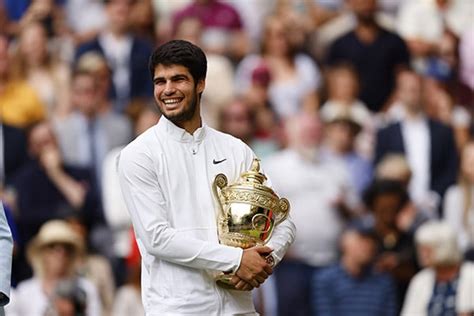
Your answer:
[163,98,181,104]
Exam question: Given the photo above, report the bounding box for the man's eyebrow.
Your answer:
[170,74,189,80]
[153,73,189,82]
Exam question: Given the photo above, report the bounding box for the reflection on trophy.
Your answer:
[213,158,290,289]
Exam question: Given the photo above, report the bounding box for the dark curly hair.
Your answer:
[148,40,207,84]
[362,179,409,212]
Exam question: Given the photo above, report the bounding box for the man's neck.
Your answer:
[175,117,202,135]
[404,107,424,120]
[355,21,379,44]
[435,264,460,282]
[106,28,128,39]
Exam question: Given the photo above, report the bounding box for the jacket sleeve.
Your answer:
[118,146,243,273]
[0,203,13,306]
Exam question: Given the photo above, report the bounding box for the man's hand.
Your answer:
[230,246,273,290]
[40,145,63,174]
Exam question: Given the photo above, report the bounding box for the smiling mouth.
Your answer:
[162,98,183,105]
[161,98,183,108]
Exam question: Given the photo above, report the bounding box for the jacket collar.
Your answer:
[158,116,207,143]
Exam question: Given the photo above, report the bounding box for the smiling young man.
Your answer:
[118,40,295,315]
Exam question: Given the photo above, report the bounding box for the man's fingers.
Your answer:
[255,274,266,284]
[230,275,240,286]
[256,269,269,280]
[235,280,255,291]
[263,264,273,275]
[255,246,273,255]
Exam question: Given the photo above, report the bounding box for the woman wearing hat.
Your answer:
[5,220,101,316]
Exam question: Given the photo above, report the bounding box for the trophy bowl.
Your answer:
[213,158,290,289]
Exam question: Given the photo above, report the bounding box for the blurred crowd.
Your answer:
[0,0,473,315]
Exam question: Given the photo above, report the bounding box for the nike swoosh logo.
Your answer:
[213,158,227,164]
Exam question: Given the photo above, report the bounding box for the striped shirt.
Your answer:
[313,264,397,316]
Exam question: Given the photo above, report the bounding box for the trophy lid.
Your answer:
[241,158,267,185]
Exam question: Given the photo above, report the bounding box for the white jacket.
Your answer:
[118,117,296,315]
[401,262,474,315]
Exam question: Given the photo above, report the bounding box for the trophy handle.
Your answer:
[275,198,290,225]
[213,173,228,219]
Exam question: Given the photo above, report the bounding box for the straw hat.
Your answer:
[320,104,369,130]
[27,220,84,276]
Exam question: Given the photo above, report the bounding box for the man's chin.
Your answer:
[163,111,193,124]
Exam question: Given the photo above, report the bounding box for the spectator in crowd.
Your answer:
[424,85,471,152]
[11,21,70,117]
[0,33,45,129]
[265,113,359,316]
[239,63,282,154]
[75,0,153,112]
[362,179,418,310]
[7,121,101,282]
[313,222,398,316]
[65,212,115,316]
[320,100,373,198]
[5,220,101,316]
[235,15,321,120]
[63,0,106,46]
[401,221,474,316]
[218,98,279,159]
[0,203,13,316]
[2,0,68,38]
[396,0,472,73]
[172,0,249,62]
[75,52,114,116]
[444,140,474,260]
[53,69,132,192]
[320,63,374,158]
[326,0,410,112]
[375,154,412,188]
[374,154,429,233]
[129,0,157,43]
[375,69,458,217]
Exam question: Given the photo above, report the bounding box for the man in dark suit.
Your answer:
[75,0,153,112]
[374,69,458,217]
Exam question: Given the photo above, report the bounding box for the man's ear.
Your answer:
[197,79,205,94]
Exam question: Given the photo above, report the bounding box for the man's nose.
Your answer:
[164,81,176,95]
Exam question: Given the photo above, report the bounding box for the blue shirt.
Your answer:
[313,263,397,316]
[427,276,459,316]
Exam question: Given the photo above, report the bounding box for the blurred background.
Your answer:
[0,0,473,315]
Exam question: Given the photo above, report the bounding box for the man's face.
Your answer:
[372,193,401,227]
[28,122,57,158]
[153,64,204,126]
[349,0,377,23]
[71,74,97,117]
[397,72,423,112]
[106,0,132,33]
[342,231,377,267]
